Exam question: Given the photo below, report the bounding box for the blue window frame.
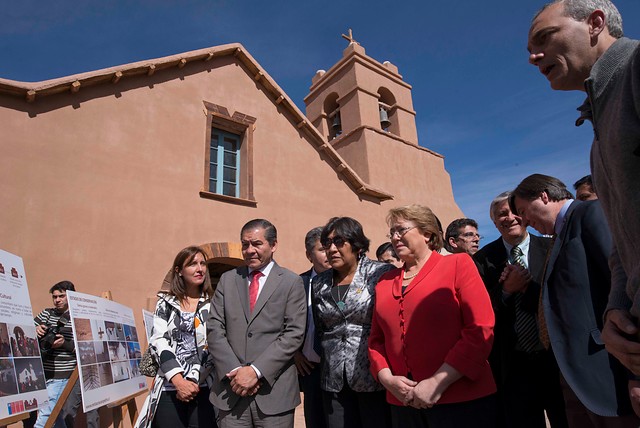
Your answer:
[209,129,240,197]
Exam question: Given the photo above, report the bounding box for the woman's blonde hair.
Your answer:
[386,205,443,251]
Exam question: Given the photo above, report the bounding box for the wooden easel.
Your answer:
[0,412,29,428]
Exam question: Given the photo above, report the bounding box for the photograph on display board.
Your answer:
[81,364,101,391]
[104,321,125,341]
[91,319,107,341]
[123,324,138,342]
[0,358,18,396]
[77,342,97,366]
[127,342,141,360]
[97,362,113,387]
[107,341,128,362]
[111,361,130,383]
[7,324,39,358]
[0,323,12,357]
[73,318,93,341]
[94,341,110,363]
[129,359,141,378]
[14,358,45,393]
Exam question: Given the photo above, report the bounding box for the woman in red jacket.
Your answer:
[368,205,497,427]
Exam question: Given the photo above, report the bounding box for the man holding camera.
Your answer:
[33,281,98,428]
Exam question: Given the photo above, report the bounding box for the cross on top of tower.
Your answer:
[341,29,359,46]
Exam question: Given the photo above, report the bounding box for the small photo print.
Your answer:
[94,341,110,363]
[81,364,101,391]
[98,362,113,387]
[73,318,93,341]
[104,322,125,341]
[7,324,39,357]
[129,359,141,378]
[91,320,107,341]
[111,361,130,383]
[14,357,45,393]
[78,341,97,366]
[0,323,12,357]
[123,325,138,342]
[108,341,128,362]
[127,342,141,360]
[0,358,18,396]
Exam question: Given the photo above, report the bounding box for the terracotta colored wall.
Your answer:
[0,54,462,330]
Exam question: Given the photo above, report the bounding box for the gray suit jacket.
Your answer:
[207,262,307,415]
[544,200,631,417]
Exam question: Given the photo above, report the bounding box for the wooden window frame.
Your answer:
[200,102,257,207]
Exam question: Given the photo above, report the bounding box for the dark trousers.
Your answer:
[152,388,216,428]
[560,375,640,428]
[300,364,326,428]
[322,386,390,428]
[389,394,497,428]
[497,350,567,428]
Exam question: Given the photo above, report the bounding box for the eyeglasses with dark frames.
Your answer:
[321,236,347,250]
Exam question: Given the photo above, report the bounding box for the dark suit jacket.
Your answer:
[544,200,630,417]
[300,269,321,356]
[207,262,307,415]
[473,234,550,384]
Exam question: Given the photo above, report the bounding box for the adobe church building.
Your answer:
[0,37,462,317]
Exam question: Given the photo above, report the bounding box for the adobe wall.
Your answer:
[0,54,462,326]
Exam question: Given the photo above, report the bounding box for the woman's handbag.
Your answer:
[139,347,158,377]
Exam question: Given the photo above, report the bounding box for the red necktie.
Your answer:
[249,271,263,312]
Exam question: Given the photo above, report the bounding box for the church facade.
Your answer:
[0,39,462,314]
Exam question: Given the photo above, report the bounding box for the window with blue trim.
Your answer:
[209,129,240,197]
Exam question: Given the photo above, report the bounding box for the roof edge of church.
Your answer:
[0,43,395,202]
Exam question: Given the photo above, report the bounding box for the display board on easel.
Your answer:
[0,249,48,424]
[66,291,147,413]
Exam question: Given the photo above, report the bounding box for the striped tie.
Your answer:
[511,246,540,353]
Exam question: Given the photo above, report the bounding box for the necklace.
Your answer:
[333,280,350,311]
[403,270,419,281]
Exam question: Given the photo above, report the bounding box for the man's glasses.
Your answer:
[387,226,416,239]
[321,236,347,250]
[457,232,482,241]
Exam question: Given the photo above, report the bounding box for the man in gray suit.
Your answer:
[509,174,637,427]
[207,219,307,428]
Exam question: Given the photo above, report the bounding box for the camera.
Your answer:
[40,326,61,355]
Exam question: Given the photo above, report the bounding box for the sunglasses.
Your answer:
[321,236,347,250]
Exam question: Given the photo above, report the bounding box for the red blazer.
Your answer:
[368,252,496,406]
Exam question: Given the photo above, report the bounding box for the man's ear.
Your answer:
[588,9,607,38]
[540,191,550,204]
[448,237,458,249]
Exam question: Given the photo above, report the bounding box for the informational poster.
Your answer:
[141,310,154,344]
[0,249,48,420]
[66,291,146,412]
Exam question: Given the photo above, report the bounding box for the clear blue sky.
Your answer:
[2,0,639,244]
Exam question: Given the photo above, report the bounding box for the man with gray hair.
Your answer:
[527,0,640,397]
[474,192,566,428]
